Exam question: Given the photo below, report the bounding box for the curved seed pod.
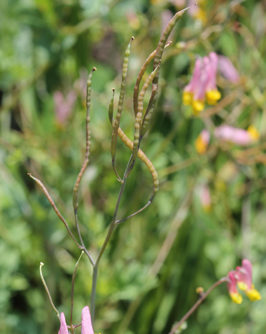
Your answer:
[138,65,160,118]
[108,88,115,123]
[131,65,160,164]
[111,37,134,181]
[118,127,159,193]
[142,8,188,137]
[73,67,96,212]
[154,8,188,78]
[133,41,172,116]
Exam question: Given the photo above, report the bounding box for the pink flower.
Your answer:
[183,53,221,115]
[58,306,94,334]
[227,259,261,304]
[54,91,77,125]
[227,271,242,304]
[218,56,239,83]
[214,125,259,146]
[81,306,94,334]
[58,313,69,334]
[204,53,221,105]
[235,259,261,302]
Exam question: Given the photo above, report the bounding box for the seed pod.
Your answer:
[111,37,134,181]
[73,67,96,212]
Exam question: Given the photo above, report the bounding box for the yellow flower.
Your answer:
[245,288,261,302]
[205,89,221,105]
[247,125,259,141]
[195,130,209,154]
[182,91,193,105]
[195,135,207,154]
[192,99,205,115]
[230,292,243,304]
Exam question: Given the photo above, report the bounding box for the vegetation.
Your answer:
[0,0,265,333]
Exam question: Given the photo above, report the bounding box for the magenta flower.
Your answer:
[218,55,239,83]
[227,259,261,304]
[81,306,94,334]
[235,259,261,302]
[54,90,77,125]
[58,306,94,334]
[227,271,243,304]
[58,313,69,334]
[214,125,259,145]
[183,52,221,115]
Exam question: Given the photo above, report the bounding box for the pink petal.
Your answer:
[185,58,202,93]
[227,271,238,294]
[218,56,239,83]
[241,259,253,288]
[214,125,252,145]
[58,313,69,334]
[81,306,94,334]
[205,53,218,91]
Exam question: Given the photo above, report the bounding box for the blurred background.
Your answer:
[0,0,266,333]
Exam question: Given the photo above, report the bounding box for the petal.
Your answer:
[241,259,253,288]
[81,306,94,334]
[246,288,261,302]
[214,125,252,145]
[58,313,69,334]
[230,292,243,304]
[227,271,238,294]
[218,55,239,83]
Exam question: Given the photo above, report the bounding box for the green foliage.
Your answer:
[0,0,265,333]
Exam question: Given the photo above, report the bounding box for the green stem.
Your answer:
[90,266,98,320]
[169,278,227,334]
[90,155,134,320]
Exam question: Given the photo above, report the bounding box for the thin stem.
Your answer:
[115,194,154,225]
[96,157,132,266]
[90,266,98,320]
[169,278,227,334]
[28,173,81,249]
[91,155,134,320]
[39,262,60,319]
[70,251,84,332]
[74,213,95,266]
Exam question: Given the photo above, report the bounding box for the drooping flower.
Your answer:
[183,53,221,115]
[195,129,210,154]
[218,55,239,83]
[227,271,243,304]
[81,306,94,334]
[227,259,261,304]
[58,312,69,334]
[214,125,259,146]
[58,306,94,334]
[205,52,221,105]
[235,259,261,302]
